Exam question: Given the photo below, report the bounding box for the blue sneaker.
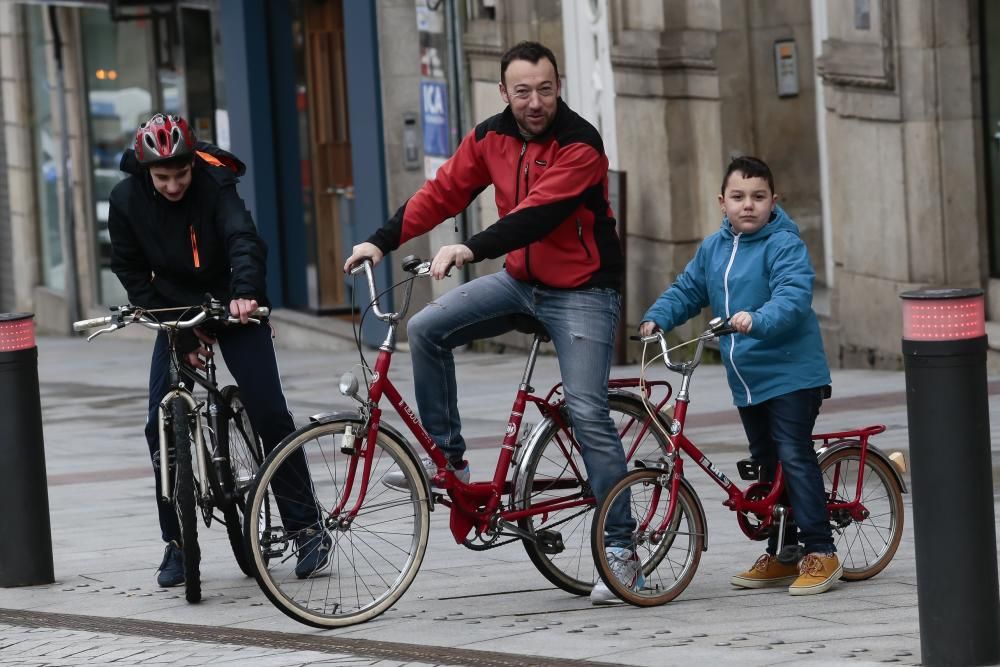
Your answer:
[590,546,644,605]
[295,528,333,579]
[156,540,185,588]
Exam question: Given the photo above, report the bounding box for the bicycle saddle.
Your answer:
[509,314,550,342]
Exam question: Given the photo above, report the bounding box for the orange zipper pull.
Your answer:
[189,226,201,268]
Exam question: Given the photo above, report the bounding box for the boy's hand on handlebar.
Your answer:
[430,244,473,279]
[639,321,660,337]
[185,327,216,370]
[229,298,259,325]
[730,311,753,334]
[344,242,384,273]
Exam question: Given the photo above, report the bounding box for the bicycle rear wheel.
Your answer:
[169,397,201,603]
[515,393,670,595]
[592,469,704,606]
[217,386,264,577]
[245,419,430,628]
[820,445,904,580]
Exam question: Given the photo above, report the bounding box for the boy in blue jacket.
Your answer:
[640,156,839,595]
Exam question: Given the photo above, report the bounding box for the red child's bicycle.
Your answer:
[242,257,675,627]
[591,319,907,605]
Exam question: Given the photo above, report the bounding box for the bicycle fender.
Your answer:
[817,441,908,494]
[309,411,435,511]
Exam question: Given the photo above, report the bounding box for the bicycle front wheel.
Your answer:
[169,397,201,603]
[820,445,904,580]
[515,393,670,595]
[592,469,704,606]
[217,386,264,577]
[245,419,430,628]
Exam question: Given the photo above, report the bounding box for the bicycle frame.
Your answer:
[637,327,887,542]
[339,259,671,545]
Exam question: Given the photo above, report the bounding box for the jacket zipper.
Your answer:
[513,141,535,281]
[576,219,592,259]
[723,234,751,404]
[514,141,527,204]
[189,225,201,269]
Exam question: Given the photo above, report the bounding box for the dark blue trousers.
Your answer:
[145,323,318,543]
[737,386,833,555]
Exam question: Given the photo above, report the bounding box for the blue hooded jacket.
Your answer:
[642,205,831,407]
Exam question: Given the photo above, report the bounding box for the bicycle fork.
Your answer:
[158,389,210,502]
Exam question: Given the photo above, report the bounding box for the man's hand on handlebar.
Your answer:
[344,242,384,274]
[229,298,259,325]
[185,327,217,370]
[730,311,753,334]
[430,244,473,279]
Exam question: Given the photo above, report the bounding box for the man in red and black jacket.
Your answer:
[110,114,330,587]
[345,42,637,604]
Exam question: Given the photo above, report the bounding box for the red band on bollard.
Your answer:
[0,313,36,352]
[901,289,984,341]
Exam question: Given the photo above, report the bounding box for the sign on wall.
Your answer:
[420,79,450,178]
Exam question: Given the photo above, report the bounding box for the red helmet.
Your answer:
[133,113,196,166]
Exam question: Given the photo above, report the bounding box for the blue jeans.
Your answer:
[146,323,320,543]
[407,270,635,545]
[737,386,833,555]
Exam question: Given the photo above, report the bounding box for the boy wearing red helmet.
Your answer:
[108,114,331,587]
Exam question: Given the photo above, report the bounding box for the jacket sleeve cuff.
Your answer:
[463,237,490,262]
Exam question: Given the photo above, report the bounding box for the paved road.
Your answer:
[2,333,998,665]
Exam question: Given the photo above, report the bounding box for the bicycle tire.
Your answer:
[515,392,671,595]
[819,445,904,580]
[170,397,202,603]
[245,419,430,628]
[217,386,265,577]
[592,468,705,606]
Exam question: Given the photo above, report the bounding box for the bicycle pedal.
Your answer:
[535,529,564,555]
[736,458,761,481]
[776,544,804,565]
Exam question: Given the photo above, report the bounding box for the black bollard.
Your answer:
[0,313,54,587]
[901,288,1000,666]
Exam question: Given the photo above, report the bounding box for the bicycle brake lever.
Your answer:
[87,323,120,341]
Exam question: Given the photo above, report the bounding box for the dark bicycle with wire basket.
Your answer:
[73,300,268,603]
[242,255,675,628]
[589,318,907,606]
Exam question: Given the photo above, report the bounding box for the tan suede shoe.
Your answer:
[731,553,800,589]
[789,552,843,596]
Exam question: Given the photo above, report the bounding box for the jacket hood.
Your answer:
[720,204,797,242]
[119,141,246,177]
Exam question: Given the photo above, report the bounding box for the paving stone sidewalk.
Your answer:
[2,334,998,665]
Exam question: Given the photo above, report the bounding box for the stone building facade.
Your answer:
[1,0,993,370]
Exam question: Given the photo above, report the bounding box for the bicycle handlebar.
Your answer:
[349,256,431,323]
[634,316,735,375]
[73,304,270,338]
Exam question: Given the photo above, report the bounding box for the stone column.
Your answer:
[818,0,982,367]
[609,0,725,344]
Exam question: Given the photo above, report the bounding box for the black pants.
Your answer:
[737,386,834,555]
[145,323,318,543]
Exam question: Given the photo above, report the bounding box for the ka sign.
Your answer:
[420,79,450,158]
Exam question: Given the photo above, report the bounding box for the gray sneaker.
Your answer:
[590,546,644,605]
[382,456,470,491]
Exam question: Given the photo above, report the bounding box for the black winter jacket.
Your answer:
[108,143,268,312]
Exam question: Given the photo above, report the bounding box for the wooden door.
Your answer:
[304,0,352,308]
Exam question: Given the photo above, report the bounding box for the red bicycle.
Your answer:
[243,257,674,627]
[591,318,907,605]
